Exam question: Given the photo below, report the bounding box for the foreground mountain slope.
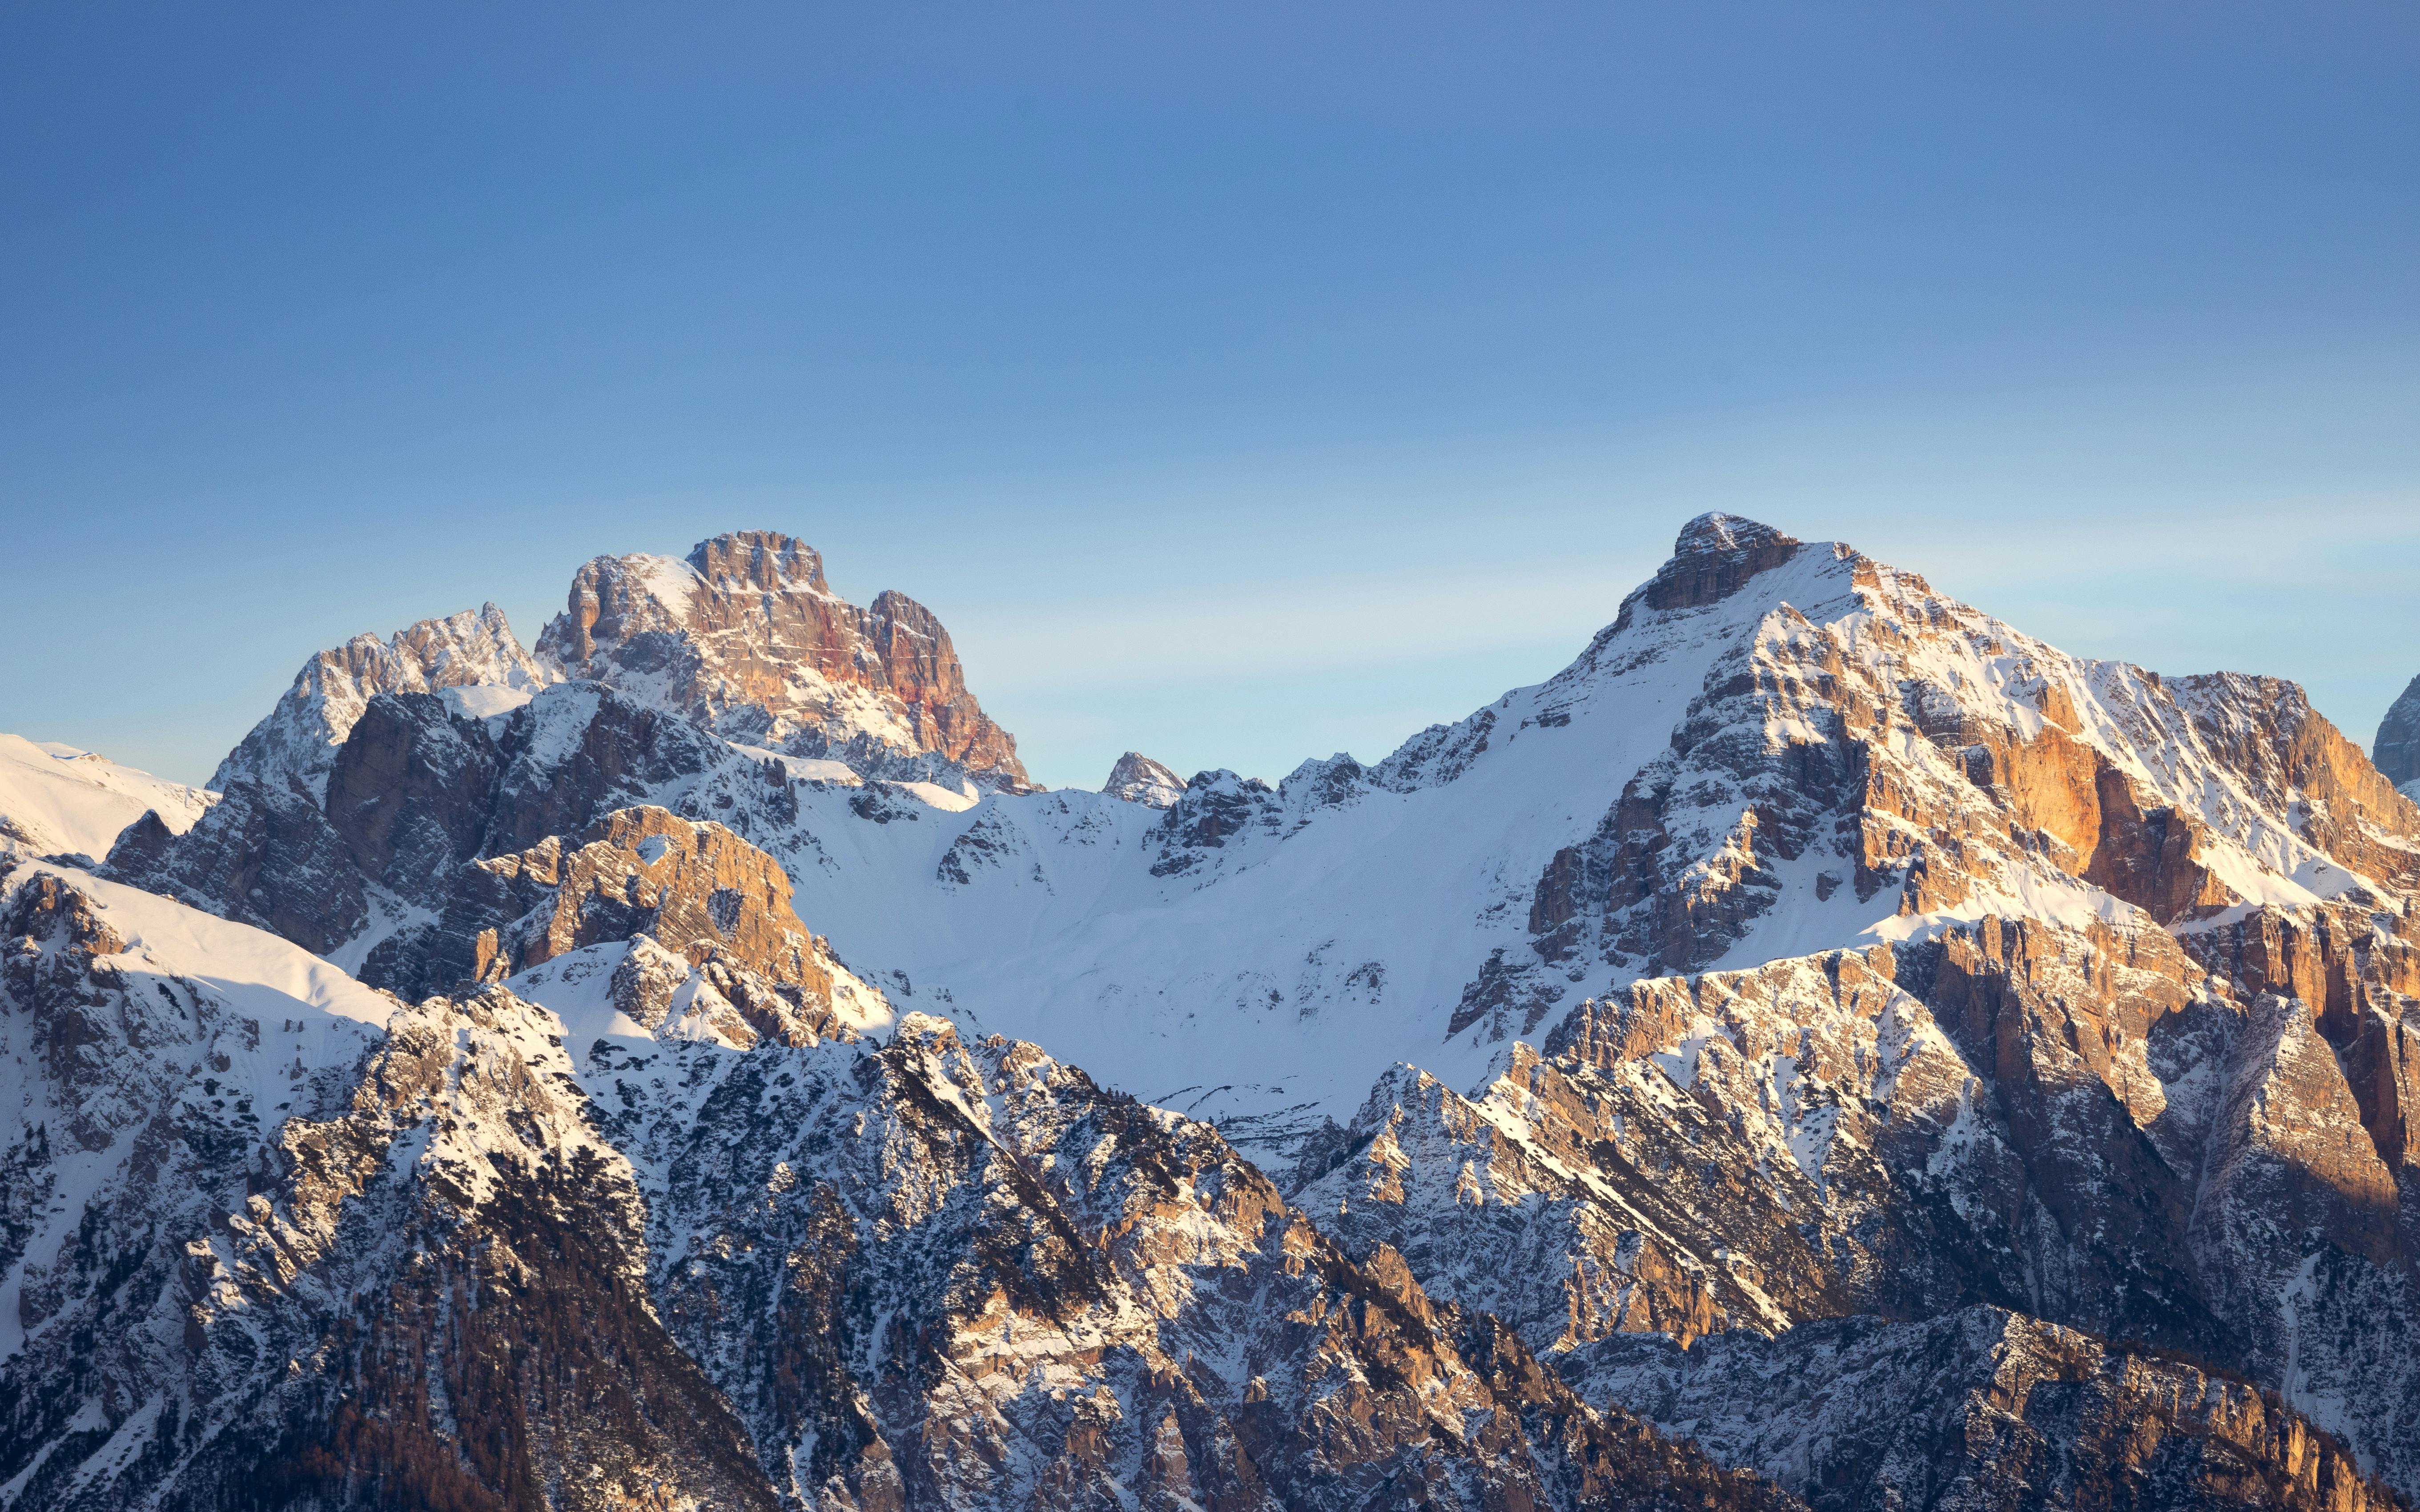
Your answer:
[1562,1307,2395,1512]
[1,823,1817,1511]
[1295,902,2420,1490]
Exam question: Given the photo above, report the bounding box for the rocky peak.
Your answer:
[536,530,1032,790]
[2377,671,2420,794]
[213,602,555,797]
[1100,750,1186,807]
[686,528,829,595]
[1638,512,1805,615]
[1451,513,2420,1041]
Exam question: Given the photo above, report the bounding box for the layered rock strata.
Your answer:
[537,530,1030,791]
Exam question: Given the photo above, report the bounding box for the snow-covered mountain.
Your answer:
[5,514,2415,1510]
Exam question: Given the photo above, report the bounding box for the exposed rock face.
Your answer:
[106,682,739,956]
[1302,899,2420,1493]
[536,530,1031,792]
[362,805,895,1050]
[1101,751,1187,808]
[2377,672,2420,792]
[1149,769,1282,876]
[213,601,555,797]
[104,771,370,955]
[1563,1306,2399,1512]
[95,606,555,953]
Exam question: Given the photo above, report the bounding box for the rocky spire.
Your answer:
[1100,751,1187,808]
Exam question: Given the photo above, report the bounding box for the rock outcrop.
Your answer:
[1563,1306,2400,1512]
[107,681,748,956]
[536,530,1032,792]
[362,805,894,1050]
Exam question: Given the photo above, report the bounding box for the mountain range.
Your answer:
[4,516,2416,1511]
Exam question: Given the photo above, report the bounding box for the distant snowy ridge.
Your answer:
[0,734,216,862]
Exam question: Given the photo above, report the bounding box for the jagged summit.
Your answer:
[537,530,1029,791]
[2378,671,2420,796]
[213,601,556,796]
[1671,510,1794,558]
[1100,750,1186,807]
[687,528,830,594]
[1605,512,1809,636]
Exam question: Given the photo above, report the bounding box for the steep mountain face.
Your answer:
[1101,752,1187,808]
[108,680,744,958]
[88,605,557,957]
[0,737,216,862]
[1296,905,2420,1490]
[212,602,557,797]
[535,530,1030,792]
[2380,673,2420,799]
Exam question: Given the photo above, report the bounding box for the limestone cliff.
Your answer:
[536,530,1031,792]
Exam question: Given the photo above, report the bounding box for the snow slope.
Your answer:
[0,735,216,860]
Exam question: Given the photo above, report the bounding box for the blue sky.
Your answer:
[3,3,2414,791]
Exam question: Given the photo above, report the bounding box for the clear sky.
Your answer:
[3,3,2415,792]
